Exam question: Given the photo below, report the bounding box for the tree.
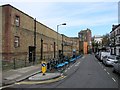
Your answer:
[92,41,99,53]
[102,34,110,47]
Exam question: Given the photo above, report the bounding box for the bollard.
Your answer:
[41,61,47,75]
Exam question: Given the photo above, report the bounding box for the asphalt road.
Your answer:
[3,54,120,89]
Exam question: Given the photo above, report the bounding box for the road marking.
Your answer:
[75,64,78,66]
[64,70,67,72]
[98,62,101,65]
[0,84,15,89]
[112,78,116,82]
[107,72,110,75]
[71,65,74,67]
[68,68,70,70]
[82,56,85,59]
[75,62,80,67]
[16,76,66,85]
[104,69,106,71]
[78,62,80,64]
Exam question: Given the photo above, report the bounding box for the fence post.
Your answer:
[13,58,16,69]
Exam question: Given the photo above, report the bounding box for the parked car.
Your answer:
[95,52,99,59]
[99,51,110,61]
[113,56,120,74]
[102,55,118,66]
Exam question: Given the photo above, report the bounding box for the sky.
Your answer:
[0,0,119,37]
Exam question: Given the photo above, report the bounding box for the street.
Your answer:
[3,54,119,89]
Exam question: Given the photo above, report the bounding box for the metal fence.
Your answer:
[2,54,57,71]
[2,54,74,71]
[2,57,42,71]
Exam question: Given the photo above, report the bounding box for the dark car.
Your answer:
[95,52,100,60]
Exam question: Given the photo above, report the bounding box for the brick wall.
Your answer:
[2,4,80,62]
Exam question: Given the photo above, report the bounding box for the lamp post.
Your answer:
[57,23,66,59]
[33,18,36,65]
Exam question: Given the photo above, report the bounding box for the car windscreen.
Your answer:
[108,56,115,59]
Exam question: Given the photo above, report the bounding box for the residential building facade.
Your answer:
[78,28,92,54]
[93,35,103,44]
[110,24,120,56]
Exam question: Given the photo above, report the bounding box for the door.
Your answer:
[29,46,35,63]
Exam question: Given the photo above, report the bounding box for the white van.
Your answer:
[99,52,110,61]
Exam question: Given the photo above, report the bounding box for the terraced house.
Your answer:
[110,24,120,56]
[0,4,80,65]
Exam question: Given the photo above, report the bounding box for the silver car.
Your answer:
[113,56,120,74]
[102,55,118,66]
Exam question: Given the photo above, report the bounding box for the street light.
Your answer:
[57,23,66,59]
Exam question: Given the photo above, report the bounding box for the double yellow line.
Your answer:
[15,75,66,85]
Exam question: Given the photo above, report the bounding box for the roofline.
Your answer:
[110,24,120,33]
[1,4,60,35]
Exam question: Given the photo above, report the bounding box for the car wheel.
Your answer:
[104,61,107,66]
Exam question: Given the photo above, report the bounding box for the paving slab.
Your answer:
[2,65,41,86]
[29,73,61,81]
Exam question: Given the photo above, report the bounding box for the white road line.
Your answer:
[82,57,85,59]
[65,70,67,72]
[71,65,74,67]
[112,78,116,82]
[98,62,101,65]
[107,72,110,75]
[75,62,80,67]
[104,69,106,71]
[75,64,78,67]
[78,62,80,64]
[68,68,70,70]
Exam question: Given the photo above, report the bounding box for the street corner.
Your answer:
[15,73,66,85]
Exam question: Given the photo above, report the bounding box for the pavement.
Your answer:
[1,64,61,87]
[28,73,61,81]
[1,55,82,88]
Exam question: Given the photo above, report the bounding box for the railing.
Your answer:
[2,57,42,71]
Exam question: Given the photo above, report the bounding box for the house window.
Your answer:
[14,36,20,48]
[15,16,20,27]
[43,43,48,52]
[50,44,53,51]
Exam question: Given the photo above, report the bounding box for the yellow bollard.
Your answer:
[41,61,47,75]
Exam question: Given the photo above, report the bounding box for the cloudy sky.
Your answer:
[0,0,119,37]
